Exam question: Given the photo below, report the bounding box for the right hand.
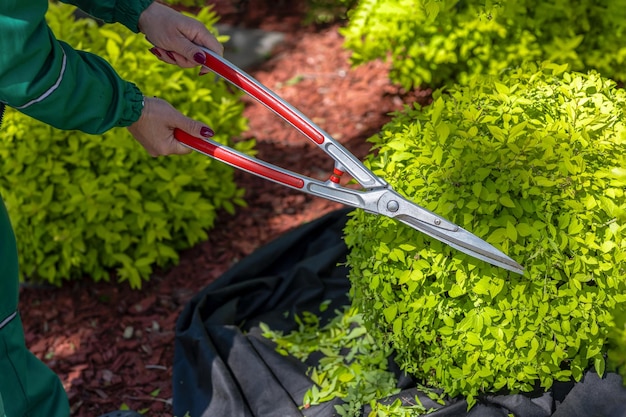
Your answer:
[127,97,214,157]
[139,2,223,75]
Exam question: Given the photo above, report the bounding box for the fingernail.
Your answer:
[200,127,215,138]
[194,52,206,65]
[166,51,177,62]
[149,47,161,57]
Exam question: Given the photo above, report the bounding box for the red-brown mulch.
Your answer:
[18,3,431,416]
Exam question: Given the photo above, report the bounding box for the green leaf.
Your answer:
[436,123,450,143]
[594,356,605,377]
[105,39,120,61]
[449,284,465,298]
[154,166,173,181]
[383,305,397,322]
[466,333,482,346]
[393,317,403,335]
[509,121,528,139]
[494,82,510,95]
[499,195,516,208]
[487,125,506,142]
[600,241,615,253]
[472,183,482,198]
[506,221,518,241]
[568,218,584,235]
[439,326,454,336]
[516,223,534,237]
[474,168,492,182]
[472,277,491,295]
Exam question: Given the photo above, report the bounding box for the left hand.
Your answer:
[138,2,222,74]
[127,97,214,157]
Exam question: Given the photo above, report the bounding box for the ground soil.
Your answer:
[18,2,430,416]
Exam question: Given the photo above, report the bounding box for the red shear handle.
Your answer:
[174,129,305,189]
[203,50,325,145]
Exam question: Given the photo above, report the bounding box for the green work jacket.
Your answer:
[0,0,153,134]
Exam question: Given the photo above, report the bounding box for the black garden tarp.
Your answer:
[172,209,626,417]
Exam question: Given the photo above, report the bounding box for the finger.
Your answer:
[166,50,197,68]
[186,113,215,139]
[185,25,224,58]
[149,47,163,60]
[149,47,180,66]
[180,30,223,65]
[174,117,216,144]
[150,137,192,156]
[160,49,186,66]
[192,41,223,64]
[170,139,194,155]
[198,35,224,57]
[151,48,197,68]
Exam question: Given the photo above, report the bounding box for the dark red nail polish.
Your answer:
[149,47,162,57]
[194,52,206,65]
[200,127,214,138]
[166,51,177,62]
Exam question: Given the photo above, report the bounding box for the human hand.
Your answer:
[127,97,214,157]
[138,2,222,74]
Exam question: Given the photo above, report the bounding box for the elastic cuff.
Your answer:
[114,0,154,33]
[116,82,145,127]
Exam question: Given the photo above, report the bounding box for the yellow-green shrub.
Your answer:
[344,63,626,406]
[0,4,251,288]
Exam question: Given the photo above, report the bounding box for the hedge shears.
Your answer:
[173,48,524,274]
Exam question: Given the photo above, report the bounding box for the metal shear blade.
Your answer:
[173,47,524,275]
[374,190,524,274]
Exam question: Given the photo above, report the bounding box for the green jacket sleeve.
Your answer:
[0,0,148,134]
[60,0,154,33]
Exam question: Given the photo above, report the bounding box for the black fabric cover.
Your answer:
[173,209,626,417]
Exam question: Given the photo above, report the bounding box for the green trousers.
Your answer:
[0,198,69,417]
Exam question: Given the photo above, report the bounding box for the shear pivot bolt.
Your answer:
[434,219,441,225]
[387,201,399,212]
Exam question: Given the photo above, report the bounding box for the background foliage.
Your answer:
[161,0,357,25]
[343,62,626,405]
[303,0,357,24]
[341,0,626,89]
[0,4,251,288]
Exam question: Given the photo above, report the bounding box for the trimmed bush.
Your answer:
[0,4,251,288]
[344,62,626,406]
[341,0,626,89]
